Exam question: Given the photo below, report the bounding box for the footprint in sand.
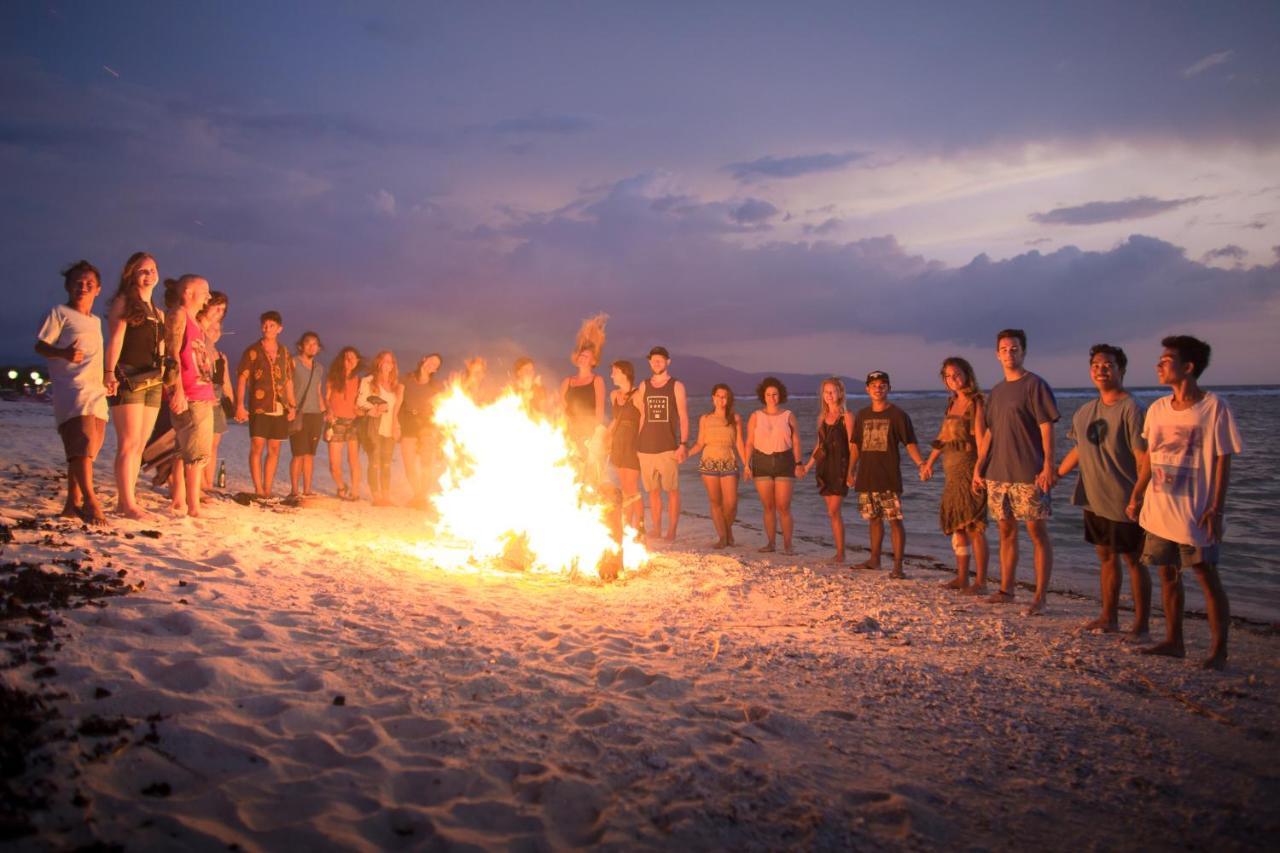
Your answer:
[392,768,497,808]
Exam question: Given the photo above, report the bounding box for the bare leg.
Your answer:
[71,457,106,525]
[248,436,266,496]
[1143,564,1185,657]
[720,476,739,545]
[888,518,905,576]
[755,479,777,550]
[1191,564,1230,669]
[860,517,884,569]
[328,439,346,495]
[302,455,315,494]
[823,494,845,561]
[647,489,663,537]
[262,441,282,497]
[1082,545,1121,631]
[774,478,794,553]
[619,469,642,530]
[206,431,222,490]
[665,490,680,540]
[60,463,83,518]
[170,460,187,515]
[1124,551,1151,638]
[987,518,1019,602]
[111,403,148,517]
[289,451,302,496]
[702,475,728,546]
[971,526,989,590]
[945,532,970,588]
[401,438,422,502]
[347,441,362,499]
[1025,518,1053,614]
[185,460,204,517]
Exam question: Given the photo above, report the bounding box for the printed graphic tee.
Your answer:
[852,404,917,494]
[1139,392,1243,547]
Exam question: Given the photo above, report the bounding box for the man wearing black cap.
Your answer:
[633,346,688,540]
[850,370,925,577]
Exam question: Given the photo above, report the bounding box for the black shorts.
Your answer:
[1083,509,1142,554]
[289,412,324,456]
[249,412,289,441]
[751,450,797,480]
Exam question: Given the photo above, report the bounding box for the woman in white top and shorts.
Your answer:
[745,376,803,554]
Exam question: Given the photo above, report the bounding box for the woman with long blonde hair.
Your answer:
[103,252,164,518]
[560,313,608,475]
[358,350,403,506]
[802,377,855,563]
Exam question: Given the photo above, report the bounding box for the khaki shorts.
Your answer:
[985,480,1051,521]
[58,415,106,462]
[174,400,214,465]
[638,450,679,493]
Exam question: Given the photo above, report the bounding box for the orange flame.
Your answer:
[416,382,647,580]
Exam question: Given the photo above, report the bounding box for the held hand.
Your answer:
[235,406,249,423]
[1198,509,1223,544]
[1035,468,1054,492]
[1125,498,1141,522]
[971,473,984,496]
[170,393,189,416]
[104,374,119,396]
[744,466,753,482]
[918,462,933,482]
[286,406,297,422]
[846,472,855,488]
[675,446,688,464]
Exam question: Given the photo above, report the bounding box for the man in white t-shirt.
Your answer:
[1128,335,1243,669]
[34,260,111,525]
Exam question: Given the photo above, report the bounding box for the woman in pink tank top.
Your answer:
[744,376,802,554]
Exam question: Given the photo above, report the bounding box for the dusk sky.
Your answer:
[4,1,1279,387]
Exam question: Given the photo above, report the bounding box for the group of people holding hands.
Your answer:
[34,256,1244,669]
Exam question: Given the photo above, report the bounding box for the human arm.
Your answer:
[594,376,606,425]
[743,412,756,481]
[674,380,689,463]
[164,309,189,414]
[687,414,707,458]
[734,414,747,467]
[1057,447,1079,479]
[1126,449,1151,521]
[102,296,125,395]
[802,414,823,476]
[392,387,404,442]
[1036,420,1055,491]
[1199,454,1231,544]
[789,411,804,477]
[34,339,84,363]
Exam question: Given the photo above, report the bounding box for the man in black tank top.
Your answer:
[633,346,689,540]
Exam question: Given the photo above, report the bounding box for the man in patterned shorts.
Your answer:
[849,371,925,578]
[973,329,1060,614]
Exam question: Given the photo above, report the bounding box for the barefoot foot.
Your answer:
[1080,616,1119,633]
[986,589,1015,604]
[1141,640,1186,658]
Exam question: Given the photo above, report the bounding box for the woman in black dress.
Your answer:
[803,377,855,563]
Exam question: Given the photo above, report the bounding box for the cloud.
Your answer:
[487,114,592,135]
[729,198,779,225]
[1030,195,1208,226]
[1244,220,1266,230]
[371,189,397,217]
[724,151,867,182]
[803,218,843,236]
[1181,49,1234,78]
[1202,244,1246,264]
[1024,237,1053,246]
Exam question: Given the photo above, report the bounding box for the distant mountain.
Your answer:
[619,353,861,397]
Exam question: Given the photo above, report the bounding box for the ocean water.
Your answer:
[671,386,1280,624]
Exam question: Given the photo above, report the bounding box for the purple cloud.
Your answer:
[729,198,779,225]
[725,151,867,182]
[1030,196,1208,226]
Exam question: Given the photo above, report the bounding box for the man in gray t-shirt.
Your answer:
[973,329,1059,615]
[1057,345,1151,637]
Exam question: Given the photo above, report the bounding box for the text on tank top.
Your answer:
[637,377,679,453]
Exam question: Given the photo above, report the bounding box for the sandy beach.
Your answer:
[2,399,1277,851]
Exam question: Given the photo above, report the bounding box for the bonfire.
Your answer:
[415,381,647,580]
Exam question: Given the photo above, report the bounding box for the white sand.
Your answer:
[2,400,1276,850]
